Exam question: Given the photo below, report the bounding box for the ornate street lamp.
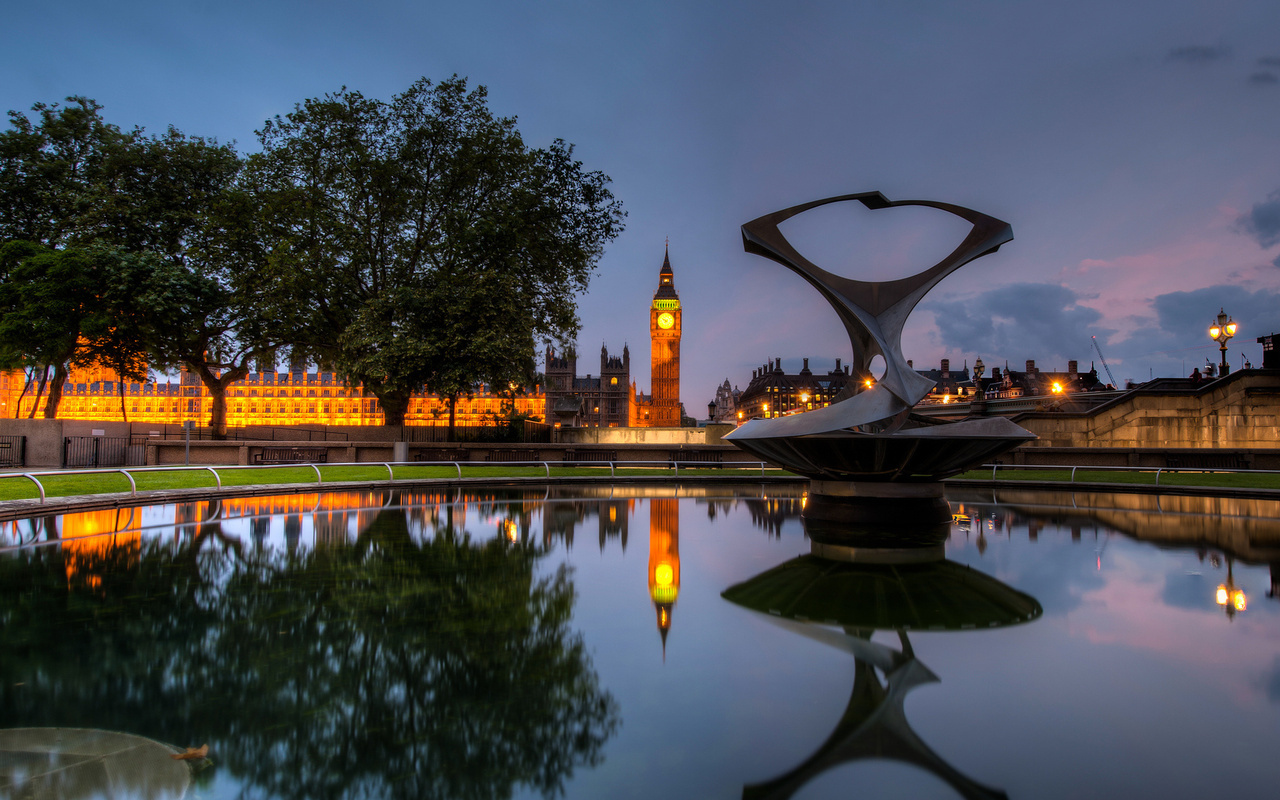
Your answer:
[1208,308,1238,376]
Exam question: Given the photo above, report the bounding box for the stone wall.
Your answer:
[1014,371,1280,449]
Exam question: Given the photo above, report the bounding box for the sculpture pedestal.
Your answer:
[805,479,953,533]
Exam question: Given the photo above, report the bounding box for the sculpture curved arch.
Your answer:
[728,192,1013,440]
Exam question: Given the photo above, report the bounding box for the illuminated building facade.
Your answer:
[641,247,682,427]
[1,364,545,427]
[543,245,686,428]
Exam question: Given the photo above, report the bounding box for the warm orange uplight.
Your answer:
[502,519,518,543]
[863,378,873,388]
[1051,382,1063,394]
[799,392,810,404]
[762,403,769,412]
[1217,584,1246,611]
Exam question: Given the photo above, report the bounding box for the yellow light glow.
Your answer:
[1216,586,1229,605]
[1209,325,1221,339]
[654,563,674,586]
[1234,590,1246,611]
[762,403,769,411]
[799,392,809,403]
[502,519,518,543]
[1052,382,1063,394]
[1226,322,1237,336]
[863,378,873,388]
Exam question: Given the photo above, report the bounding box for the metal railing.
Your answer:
[976,463,1280,487]
[0,459,785,504]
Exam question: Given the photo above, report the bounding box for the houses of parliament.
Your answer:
[544,245,684,428]
[0,247,684,429]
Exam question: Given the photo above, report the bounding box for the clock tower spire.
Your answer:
[648,243,682,427]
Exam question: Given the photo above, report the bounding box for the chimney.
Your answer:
[802,358,810,372]
[1068,360,1078,376]
[1026,360,1036,373]
[941,358,950,375]
[835,358,841,371]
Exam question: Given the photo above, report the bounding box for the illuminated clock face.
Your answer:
[657,312,675,330]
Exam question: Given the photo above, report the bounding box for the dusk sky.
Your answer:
[5,1,1280,409]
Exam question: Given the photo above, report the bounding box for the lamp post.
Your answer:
[1208,308,1237,377]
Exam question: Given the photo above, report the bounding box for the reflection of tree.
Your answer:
[0,507,617,800]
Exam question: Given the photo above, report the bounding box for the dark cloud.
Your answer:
[1258,57,1280,67]
[924,283,1109,366]
[1238,190,1280,249]
[1248,71,1279,85]
[1167,45,1231,63]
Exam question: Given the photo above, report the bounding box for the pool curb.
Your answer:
[0,473,808,522]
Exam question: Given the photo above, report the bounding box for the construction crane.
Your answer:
[1091,336,1118,388]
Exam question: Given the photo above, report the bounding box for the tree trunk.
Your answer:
[192,361,250,440]
[119,380,128,422]
[447,396,457,442]
[42,362,68,419]
[378,390,410,426]
[13,368,33,418]
[27,366,48,419]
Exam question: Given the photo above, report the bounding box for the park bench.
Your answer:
[668,450,723,468]
[254,446,329,465]
[1165,453,1248,470]
[413,448,471,462]
[485,449,542,463]
[562,449,617,464]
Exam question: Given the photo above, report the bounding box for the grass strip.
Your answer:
[0,464,795,503]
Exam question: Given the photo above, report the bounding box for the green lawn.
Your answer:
[0,463,793,502]
[951,468,1280,490]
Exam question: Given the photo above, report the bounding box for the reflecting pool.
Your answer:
[1,483,1278,799]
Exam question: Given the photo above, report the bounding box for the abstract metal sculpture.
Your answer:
[725,192,1035,490]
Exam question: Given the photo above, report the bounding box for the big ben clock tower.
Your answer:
[649,245,681,427]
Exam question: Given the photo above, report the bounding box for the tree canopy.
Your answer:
[252,76,625,426]
[0,78,623,434]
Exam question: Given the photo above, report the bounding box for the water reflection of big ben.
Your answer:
[648,498,680,654]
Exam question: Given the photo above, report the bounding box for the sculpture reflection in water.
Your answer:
[723,517,1042,800]
[725,192,1036,525]
[0,493,618,800]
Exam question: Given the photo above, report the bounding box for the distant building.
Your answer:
[1,362,545,427]
[543,344,636,428]
[544,245,687,428]
[735,358,855,421]
[975,360,1106,400]
[728,356,1107,421]
[708,379,741,423]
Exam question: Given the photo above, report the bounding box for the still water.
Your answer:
[1,483,1278,799]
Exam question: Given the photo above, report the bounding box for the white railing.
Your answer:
[977,463,1279,486]
[1,459,783,504]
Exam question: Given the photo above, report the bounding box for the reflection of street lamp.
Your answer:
[1208,308,1238,376]
[1216,557,1247,620]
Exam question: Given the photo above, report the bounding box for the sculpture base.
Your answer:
[805,480,953,528]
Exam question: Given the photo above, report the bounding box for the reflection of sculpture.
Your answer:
[723,522,1041,800]
[725,193,1034,499]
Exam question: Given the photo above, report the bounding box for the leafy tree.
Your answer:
[252,76,625,427]
[0,242,151,418]
[1,98,279,432]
